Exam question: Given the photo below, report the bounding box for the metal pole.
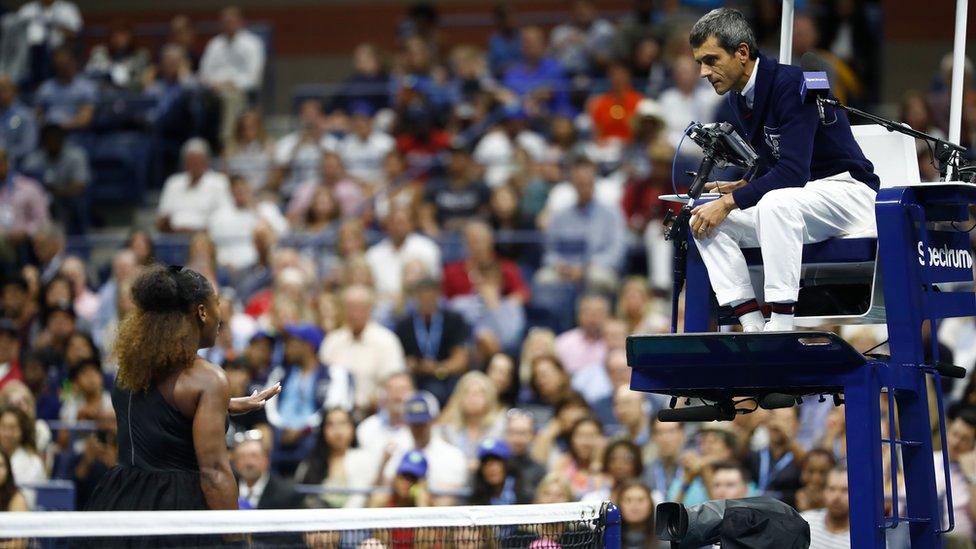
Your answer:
[779,0,795,63]
[948,0,969,177]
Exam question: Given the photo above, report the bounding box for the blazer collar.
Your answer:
[745,52,777,138]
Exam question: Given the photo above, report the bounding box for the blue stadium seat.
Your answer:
[27,480,76,511]
[88,131,151,207]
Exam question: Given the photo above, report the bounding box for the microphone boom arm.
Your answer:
[818,97,967,180]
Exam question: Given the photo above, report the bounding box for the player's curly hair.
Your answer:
[113,265,213,392]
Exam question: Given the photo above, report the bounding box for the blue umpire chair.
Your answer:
[628,125,974,547]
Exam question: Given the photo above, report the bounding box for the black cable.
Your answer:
[863,338,889,356]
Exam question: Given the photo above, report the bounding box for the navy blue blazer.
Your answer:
[726,53,880,210]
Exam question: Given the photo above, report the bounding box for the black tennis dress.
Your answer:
[86,384,208,511]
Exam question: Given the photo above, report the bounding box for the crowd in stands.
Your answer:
[2,0,976,547]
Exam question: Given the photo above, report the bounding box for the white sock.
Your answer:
[765,312,795,331]
[730,298,766,332]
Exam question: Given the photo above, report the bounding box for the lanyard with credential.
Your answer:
[654,462,682,493]
[758,448,794,491]
[413,311,443,360]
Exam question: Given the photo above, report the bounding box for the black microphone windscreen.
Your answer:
[800,51,830,73]
[658,405,734,423]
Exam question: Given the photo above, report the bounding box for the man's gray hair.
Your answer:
[689,8,759,60]
[181,137,211,159]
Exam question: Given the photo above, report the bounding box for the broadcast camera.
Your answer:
[684,122,759,170]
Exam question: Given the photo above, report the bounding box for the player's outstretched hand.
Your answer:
[229,383,282,415]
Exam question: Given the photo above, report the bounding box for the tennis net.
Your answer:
[3,501,620,548]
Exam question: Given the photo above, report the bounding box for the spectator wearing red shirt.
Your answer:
[442,220,530,304]
[586,62,644,143]
[0,319,21,390]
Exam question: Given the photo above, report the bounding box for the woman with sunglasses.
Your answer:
[85,265,280,514]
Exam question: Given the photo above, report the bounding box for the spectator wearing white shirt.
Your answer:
[18,0,82,50]
[382,392,468,506]
[357,372,414,453]
[208,175,260,272]
[473,106,547,188]
[268,99,339,199]
[319,285,406,410]
[658,57,722,154]
[337,102,395,186]
[801,467,851,549]
[198,6,266,144]
[156,138,232,233]
[365,206,441,309]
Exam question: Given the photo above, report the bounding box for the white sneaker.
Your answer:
[764,319,794,332]
[743,323,765,333]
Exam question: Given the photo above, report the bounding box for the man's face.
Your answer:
[801,453,833,489]
[700,431,732,460]
[570,164,596,204]
[520,28,546,62]
[767,408,799,446]
[221,8,243,35]
[384,375,413,414]
[233,441,268,484]
[47,311,75,341]
[613,389,643,426]
[652,421,685,459]
[231,180,251,208]
[606,350,631,388]
[0,284,23,316]
[948,418,976,461]
[0,332,18,364]
[283,337,309,367]
[710,468,749,500]
[824,470,849,521]
[344,292,371,333]
[0,77,14,107]
[692,36,749,96]
[184,151,208,178]
[505,415,534,456]
[53,50,75,77]
[245,338,272,370]
[578,297,608,336]
[386,209,412,242]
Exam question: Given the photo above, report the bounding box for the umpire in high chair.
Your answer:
[685,8,879,332]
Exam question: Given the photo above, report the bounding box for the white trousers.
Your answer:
[694,173,878,305]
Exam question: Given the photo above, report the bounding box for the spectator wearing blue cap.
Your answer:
[468,437,527,505]
[382,391,467,505]
[264,323,354,455]
[337,102,395,187]
[370,449,430,508]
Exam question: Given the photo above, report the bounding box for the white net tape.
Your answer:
[1,502,606,539]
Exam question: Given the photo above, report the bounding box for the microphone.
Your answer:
[759,393,798,410]
[658,402,736,422]
[799,52,831,122]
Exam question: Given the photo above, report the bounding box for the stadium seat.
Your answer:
[88,131,152,208]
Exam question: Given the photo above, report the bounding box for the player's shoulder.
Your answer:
[187,357,230,391]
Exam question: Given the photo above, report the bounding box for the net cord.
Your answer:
[1,501,606,539]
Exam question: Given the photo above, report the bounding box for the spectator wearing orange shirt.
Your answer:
[586,63,644,143]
